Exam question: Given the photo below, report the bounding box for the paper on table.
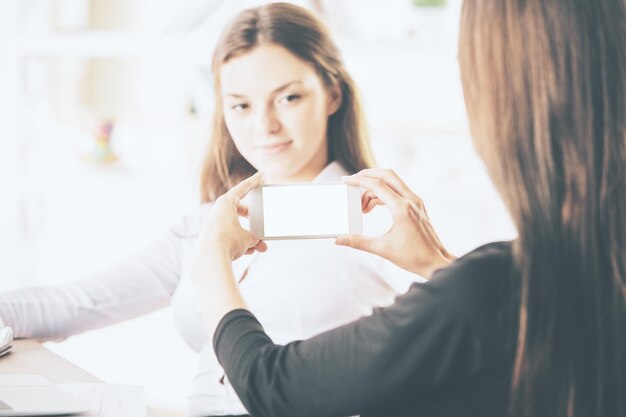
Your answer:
[0,375,51,386]
[0,328,13,358]
[0,375,91,416]
[57,383,147,417]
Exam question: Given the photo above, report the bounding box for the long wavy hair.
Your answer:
[459,1,626,416]
[200,2,374,202]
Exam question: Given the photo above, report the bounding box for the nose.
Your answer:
[255,105,281,135]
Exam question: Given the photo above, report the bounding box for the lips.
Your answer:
[257,140,293,154]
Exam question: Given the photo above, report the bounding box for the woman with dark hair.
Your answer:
[193,0,626,416]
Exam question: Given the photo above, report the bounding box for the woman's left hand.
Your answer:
[198,172,268,261]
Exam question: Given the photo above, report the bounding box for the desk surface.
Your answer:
[0,340,101,383]
[0,340,182,417]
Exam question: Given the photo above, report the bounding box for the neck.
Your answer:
[266,156,330,183]
[265,167,325,183]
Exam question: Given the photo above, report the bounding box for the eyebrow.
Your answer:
[222,80,303,99]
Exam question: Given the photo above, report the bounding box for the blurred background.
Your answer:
[0,0,516,414]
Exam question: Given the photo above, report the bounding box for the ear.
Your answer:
[327,82,343,116]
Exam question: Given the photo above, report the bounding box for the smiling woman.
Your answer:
[219,44,339,183]
[200,2,375,201]
[0,3,421,417]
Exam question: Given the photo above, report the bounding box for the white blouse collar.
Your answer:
[312,161,349,182]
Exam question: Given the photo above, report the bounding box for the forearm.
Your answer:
[213,266,481,417]
[215,310,365,417]
[0,238,179,340]
[0,285,82,340]
[0,277,172,341]
[213,290,434,416]
[192,243,247,338]
[0,282,155,341]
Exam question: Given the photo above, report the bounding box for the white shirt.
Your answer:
[0,162,420,416]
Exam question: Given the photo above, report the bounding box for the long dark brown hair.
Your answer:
[200,2,374,202]
[459,1,626,416]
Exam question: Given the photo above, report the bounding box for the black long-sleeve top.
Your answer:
[214,242,518,417]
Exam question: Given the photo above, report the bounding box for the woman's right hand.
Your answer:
[336,169,455,279]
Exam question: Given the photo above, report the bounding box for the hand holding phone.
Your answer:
[337,170,454,278]
[249,182,362,240]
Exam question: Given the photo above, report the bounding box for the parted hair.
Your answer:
[459,1,626,416]
[200,3,375,202]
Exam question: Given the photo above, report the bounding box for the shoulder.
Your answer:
[421,241,515,328]
[435,241,514,285]
[365,243,514,361]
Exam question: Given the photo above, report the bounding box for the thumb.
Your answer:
[335,234,380,255]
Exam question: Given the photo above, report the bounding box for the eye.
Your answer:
[278,94,301,105]
[231,103,250,112]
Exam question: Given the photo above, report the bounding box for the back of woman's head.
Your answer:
[459,0,626,416]
[200,2,373,202]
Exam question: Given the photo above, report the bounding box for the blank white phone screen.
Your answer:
[262,184,349,237]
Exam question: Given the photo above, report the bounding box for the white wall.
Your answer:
[0,0,21,286]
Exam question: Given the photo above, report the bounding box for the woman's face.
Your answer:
[220,44,341,182]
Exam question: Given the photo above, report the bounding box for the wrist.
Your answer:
[199,236,230,259]
[206,243,231,262]
[421,253,454,280]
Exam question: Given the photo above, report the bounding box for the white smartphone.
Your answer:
[249,182,362,240]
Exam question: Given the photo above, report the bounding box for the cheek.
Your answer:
[284,100,328,141]
[224,114,253,150]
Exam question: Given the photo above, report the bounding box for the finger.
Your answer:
[237,201,249,217]
[345,174,400,202]
[361,191,381,213]
[227,172,264,202]
[345,176,404,213]
[341,175,363,187]
[363,191,382,204]
[348,169,418,202]
[363,198,379,214]
[335,234,383,257]
[358,169,421,204]
[361,189,377,202]
[255,241,268,252]
[361,192,375,210]
[421,217,454,260]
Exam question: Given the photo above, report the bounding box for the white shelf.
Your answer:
[19,31,187,59]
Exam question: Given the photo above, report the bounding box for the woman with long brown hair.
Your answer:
[0,4,418,416]
[193,0,626,416]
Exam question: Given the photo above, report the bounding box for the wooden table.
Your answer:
[0,340,101,383]
[0,340,183,417]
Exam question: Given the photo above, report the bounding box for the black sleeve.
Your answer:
[213,242,511,417]
[215,286,471,415]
